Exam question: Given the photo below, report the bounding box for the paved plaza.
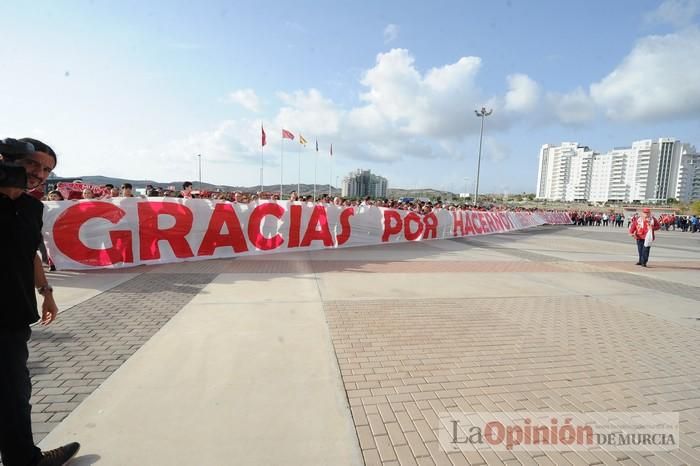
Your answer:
[19,225,700,465]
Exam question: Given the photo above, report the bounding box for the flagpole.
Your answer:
[329,156,332,197]
[280,137,284,198]
[314,141,318,201]
[297,141,301,195]
[261,123,266,194]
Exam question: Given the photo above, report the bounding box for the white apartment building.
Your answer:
[536,143,595,202]
[536,138,700,203]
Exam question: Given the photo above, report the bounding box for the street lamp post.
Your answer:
[474,107,492,206]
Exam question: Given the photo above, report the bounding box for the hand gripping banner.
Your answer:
[42,199,571,270]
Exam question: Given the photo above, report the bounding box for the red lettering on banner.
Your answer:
[463,212,476,235]
[478,212,493,233]
[53,202,133,267]
[300,206,333,247]
[247,202,285,250]
[491,213,504,232]
[498,212,512,230]
[382,210,403,242]
[336,207,355,246]
[287,204,303,248]
[478,213,491,233]
[453,211,465,237]
[422,212,438,239]
[138,202,194,260]
[486,212,500,232]
[470,212,483,234]
[197,203,249,256]
[403,212,424,241]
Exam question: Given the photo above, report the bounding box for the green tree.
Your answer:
[691,200,700,216]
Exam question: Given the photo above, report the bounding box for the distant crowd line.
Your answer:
[569,211,699,233]
[41,181,555,215]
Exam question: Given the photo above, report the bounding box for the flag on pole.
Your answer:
[282,129,295,140]
[330,144,333,157]
[315,140,318,152]
[299,134,308,145]
[261,124,267,147]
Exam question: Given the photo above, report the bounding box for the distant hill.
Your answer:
[387,188,457,200]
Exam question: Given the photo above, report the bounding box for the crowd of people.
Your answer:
[568,210,699,233]
[40,181,571,217]
[658,214,699,232]
[569,211,626,227]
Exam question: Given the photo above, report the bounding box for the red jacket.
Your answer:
[629,216,660,241]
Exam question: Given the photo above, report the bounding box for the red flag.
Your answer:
[330,144,333,157]
[282,129,295,140]
[261,125,267,147]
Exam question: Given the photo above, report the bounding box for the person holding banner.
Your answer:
[179,181,193,199]
[0,138,81,465]
[629,207,660,267]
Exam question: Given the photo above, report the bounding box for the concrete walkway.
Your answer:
[29,225,700,465]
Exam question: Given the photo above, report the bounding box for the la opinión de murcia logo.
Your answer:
[438,412,679,452]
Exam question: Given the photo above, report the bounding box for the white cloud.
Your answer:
[383,24,399,43]
[227,89,261,113]
[357,49,485,139]
[162,120,259,164]
[645,0,700,27]
[546,87,597,125]
[504,74,540,113]
[590,27,700,121]
[275,88,342,136]
[484,137,510,162]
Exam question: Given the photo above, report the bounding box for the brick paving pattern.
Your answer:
[453,239,563,263]
[325,297,700,465]
[595,273,700,301]
[26,273,216,443]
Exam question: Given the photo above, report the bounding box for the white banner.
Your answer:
[42,199,571,270]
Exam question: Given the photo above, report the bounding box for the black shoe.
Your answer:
[37,442,80,466]
[49,264,56,272]
[635,262,641,265]
[641,263,647,267]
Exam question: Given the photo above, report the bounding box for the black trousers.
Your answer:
[636,239,651,265]
[0,327,41,466]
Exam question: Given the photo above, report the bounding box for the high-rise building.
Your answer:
[536,143,595,201]
[536,139,699,203]
[341,169,388,198]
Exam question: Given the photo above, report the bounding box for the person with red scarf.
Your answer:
[628,208,660,267]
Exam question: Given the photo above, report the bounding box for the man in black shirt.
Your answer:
[0,138,80,466]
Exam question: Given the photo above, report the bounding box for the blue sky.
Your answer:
[2,0,699,194]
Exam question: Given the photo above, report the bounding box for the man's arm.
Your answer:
[34,253,59,325]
